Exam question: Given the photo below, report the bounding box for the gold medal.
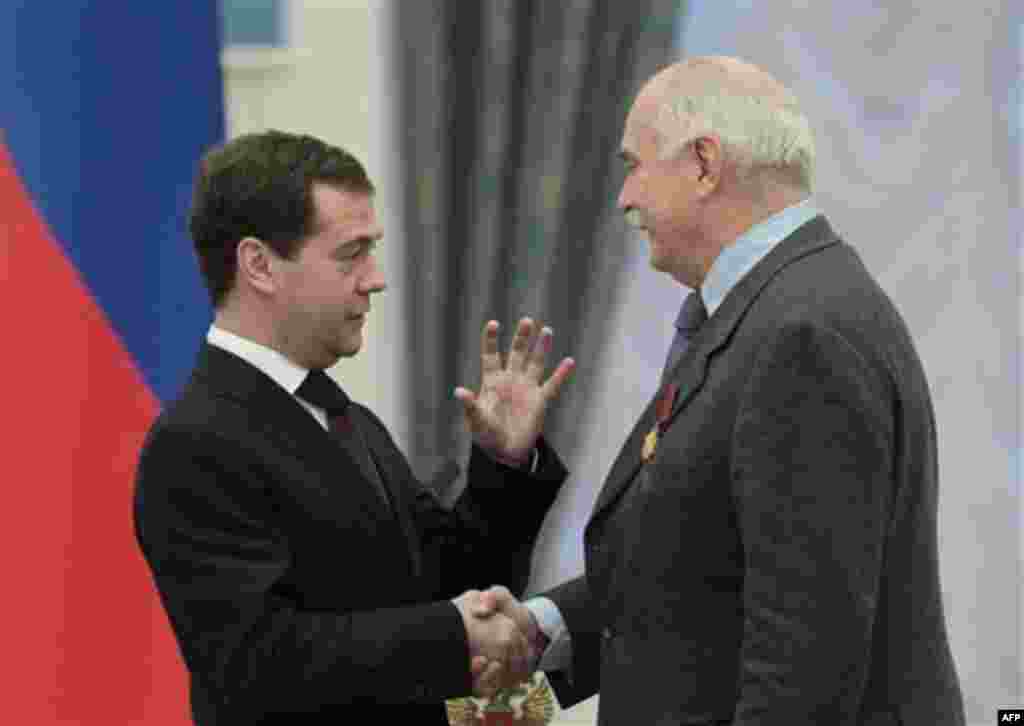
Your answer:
[642,382,679,464]
[641,428,658,462]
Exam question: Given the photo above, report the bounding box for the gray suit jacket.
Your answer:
[546,217,964,726]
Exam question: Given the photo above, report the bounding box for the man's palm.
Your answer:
[455,318,574,464]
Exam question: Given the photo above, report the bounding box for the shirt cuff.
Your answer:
[524,597,572,672]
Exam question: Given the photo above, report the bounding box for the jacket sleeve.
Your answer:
[730,322,895,725]
[134,423,472,716]
[543,574,602,708]
[409,436,568,600]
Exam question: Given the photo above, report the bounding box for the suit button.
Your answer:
[601,627,613,640]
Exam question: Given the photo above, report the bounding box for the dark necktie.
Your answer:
[295,370,393,513]
[661,290,708,382]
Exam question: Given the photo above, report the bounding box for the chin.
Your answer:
[338,335,363,358]
[648,252,669,273]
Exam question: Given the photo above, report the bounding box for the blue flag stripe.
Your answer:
[0,3,225,403]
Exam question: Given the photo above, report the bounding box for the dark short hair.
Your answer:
[189,130,375,307]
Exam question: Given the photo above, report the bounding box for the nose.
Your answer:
[359,255,387,294]
[617,180,632,213]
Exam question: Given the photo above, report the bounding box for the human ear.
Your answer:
[692,135,723,188]
[237,237,276,295]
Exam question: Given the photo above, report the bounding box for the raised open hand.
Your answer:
[454,318,574,465]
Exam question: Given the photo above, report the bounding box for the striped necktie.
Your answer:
[296,369,393,513]
[661,290,708,382]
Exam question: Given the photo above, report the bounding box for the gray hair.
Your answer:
[653,90,816,191]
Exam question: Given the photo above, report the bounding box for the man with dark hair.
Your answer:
[188,130,378,309]
[134,130,574,724]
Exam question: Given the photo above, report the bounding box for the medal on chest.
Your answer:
[641,382,678,463]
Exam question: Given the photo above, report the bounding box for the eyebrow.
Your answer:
[333,235,381,254]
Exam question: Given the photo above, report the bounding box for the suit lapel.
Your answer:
[589,388,660,519]
[589,216,840,523]
[349,408,425,580]
[194,344,410,537]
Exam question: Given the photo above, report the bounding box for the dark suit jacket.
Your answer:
[134,343,566,724]
[546,217,964,726]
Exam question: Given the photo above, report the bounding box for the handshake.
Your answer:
[452,585,548,698]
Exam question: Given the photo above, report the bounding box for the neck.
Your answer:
[724,187,807,240]
[686,186,808,288]
[214,295,333,370]
[213,301,281,355]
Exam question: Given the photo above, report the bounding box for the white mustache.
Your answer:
[624,208,646,229]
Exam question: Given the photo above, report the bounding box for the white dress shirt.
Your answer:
[206,326,542,467]
[206,325,331,430]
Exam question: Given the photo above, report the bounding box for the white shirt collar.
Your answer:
[206,325,310,397]
[700,198,820,316]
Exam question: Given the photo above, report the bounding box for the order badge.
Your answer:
[642,382,679,463]
[446,672,557,726]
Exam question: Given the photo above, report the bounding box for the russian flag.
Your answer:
[0,4,224,723]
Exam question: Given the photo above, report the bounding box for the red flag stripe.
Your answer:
[0,140,190,723]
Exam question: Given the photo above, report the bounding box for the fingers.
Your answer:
[452,589,482,623]
[467,585,517,621]
[472,658,504,699]
[506,318,535,372]
[463,605,529,672]
[453,386,482,430]
[541,356,576,401]
[470,654,489,676]
[483,585,514,610]
[499,622,531,686]
[454,589,481,607]
[523,326,553,383]
[471,588,498,618]
[456,588,500,620]
[480,586,534,649]
[475,585,524,631]
[509,320,573,391]
[460,592,535,694]
[481,317,571,386]
[480,320,502,376]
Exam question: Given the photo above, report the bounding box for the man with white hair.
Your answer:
[477,56,965,725]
